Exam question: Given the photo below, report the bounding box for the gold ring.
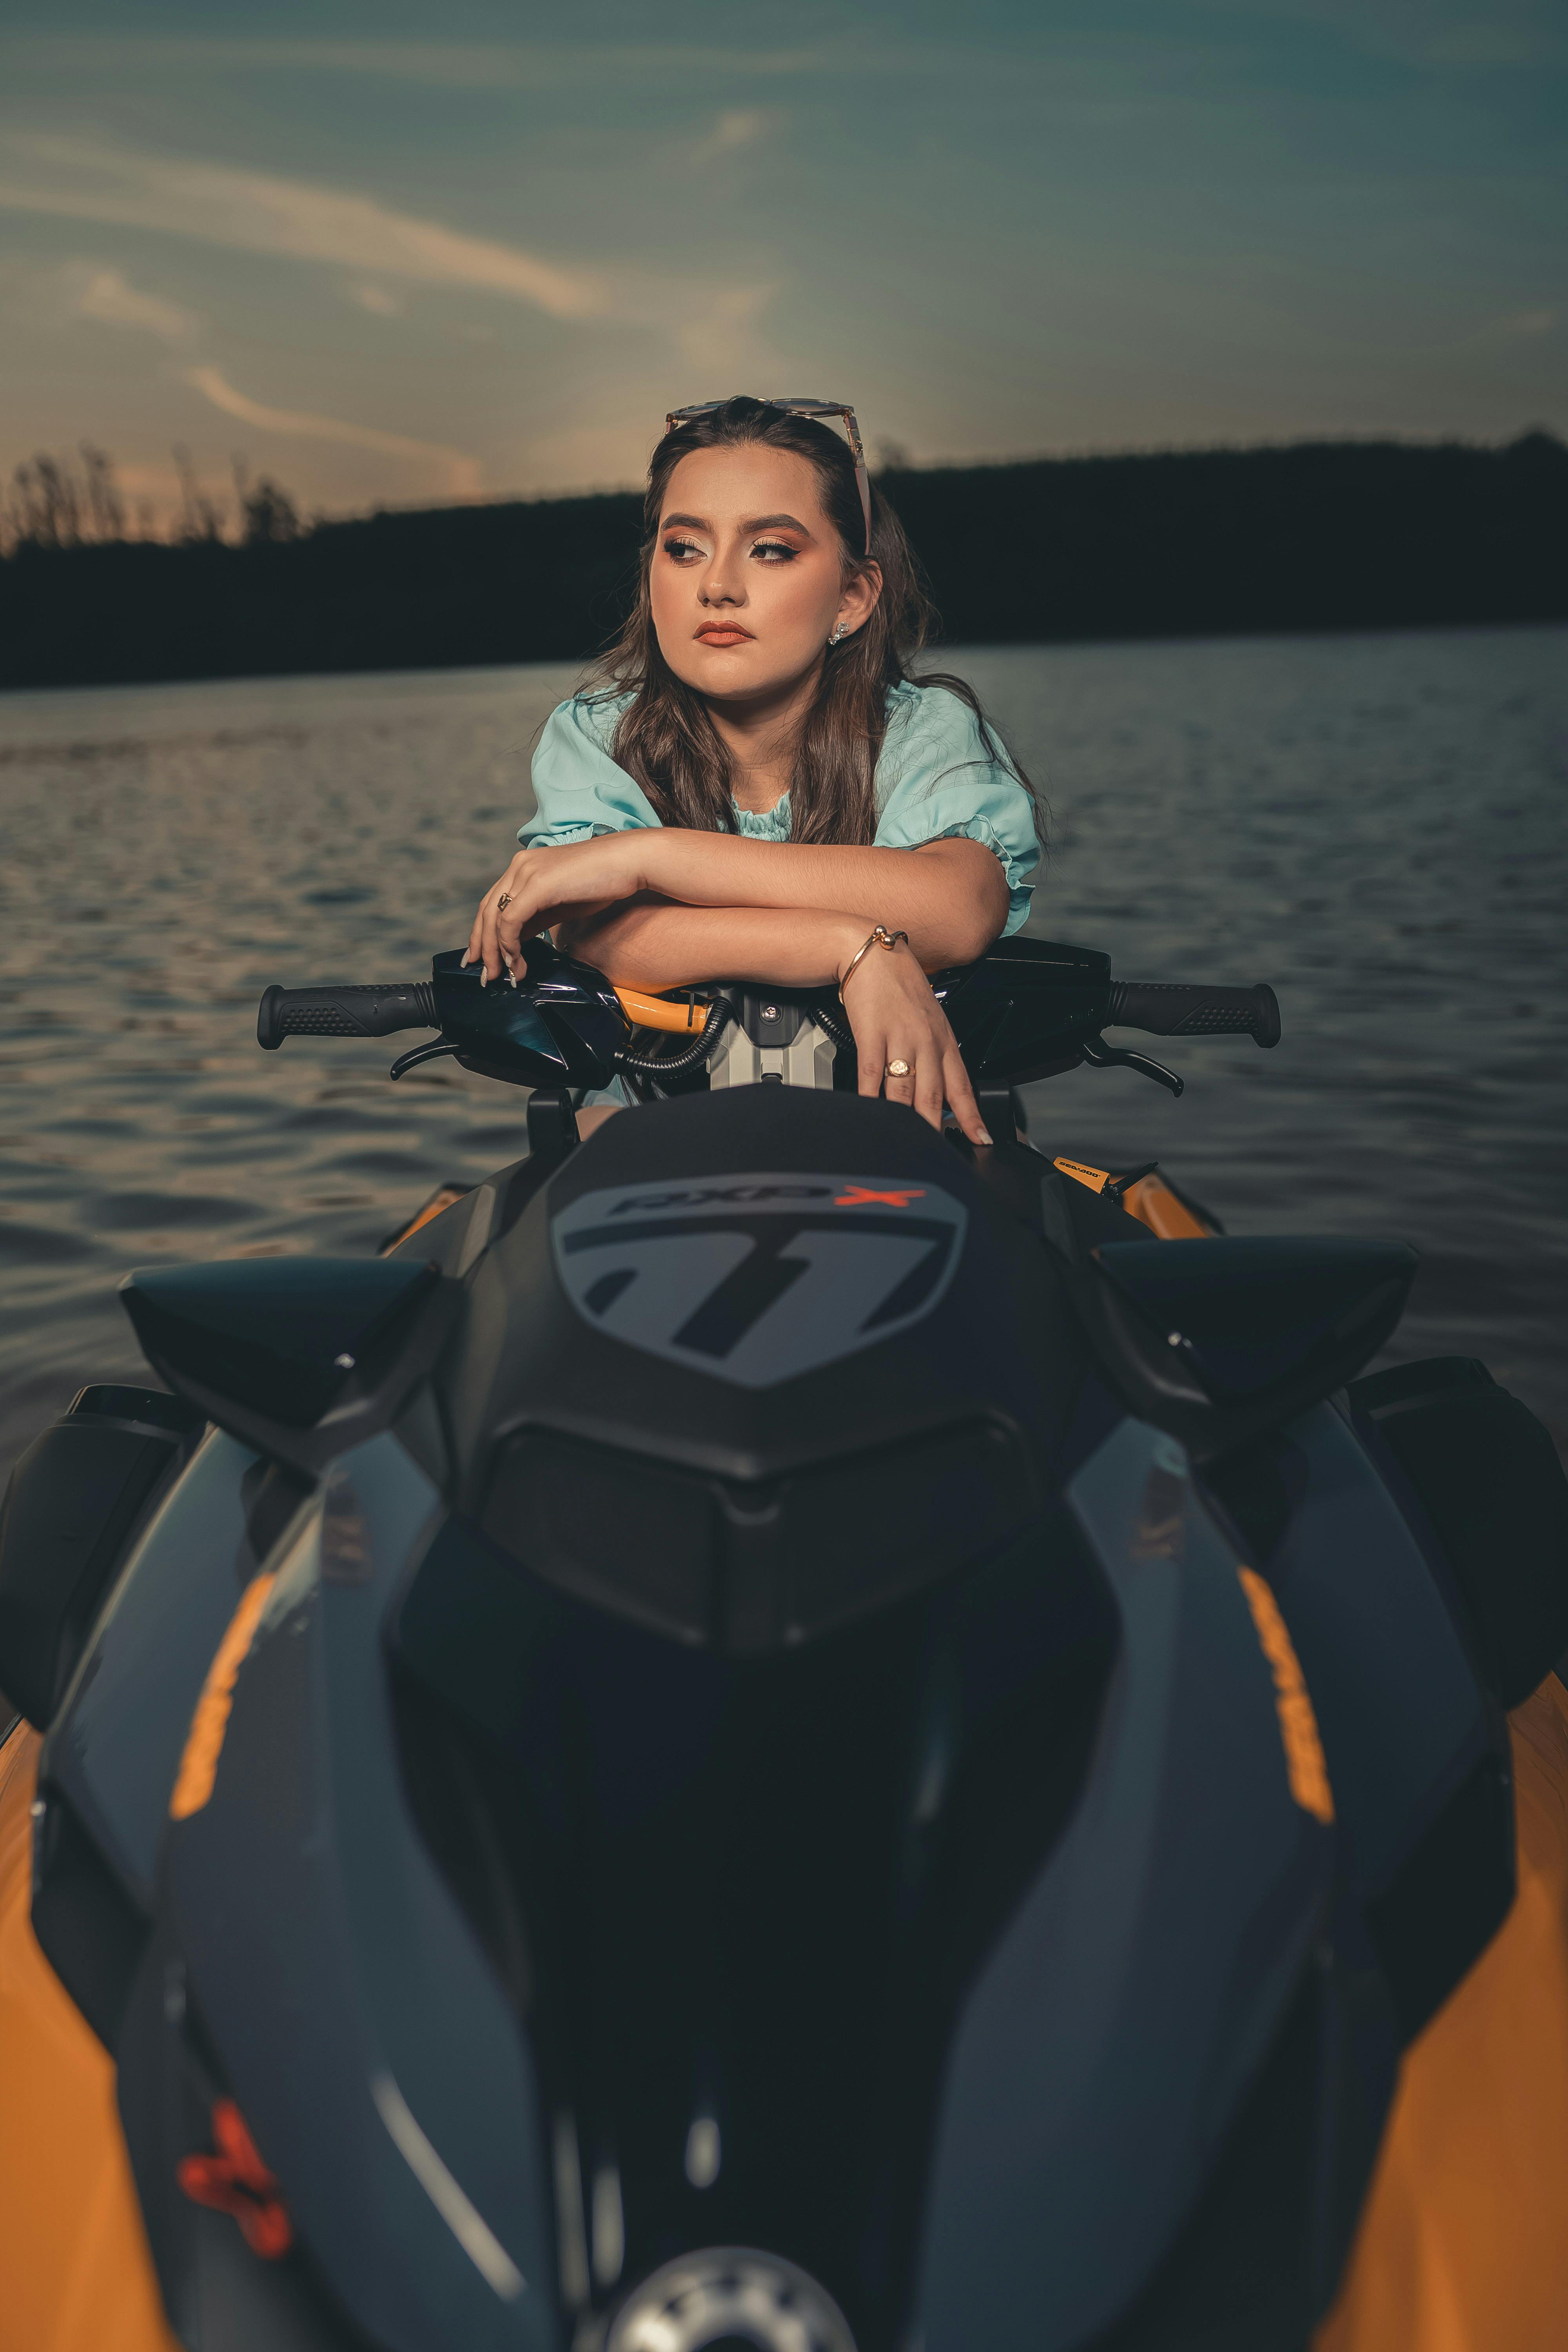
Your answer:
[886,1059,912,1078]
[497,893,512,911]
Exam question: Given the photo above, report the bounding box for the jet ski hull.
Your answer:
[2,987,1564,2349]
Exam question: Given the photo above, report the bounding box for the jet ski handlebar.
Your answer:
[255,941,1281,1097]
[1107,980,1281,1047]
[257,981,437,1049]
[256,973,1281,1055]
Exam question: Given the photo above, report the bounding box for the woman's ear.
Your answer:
[834,559,884,641]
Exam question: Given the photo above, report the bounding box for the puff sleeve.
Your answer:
[518,693,656,848]
[872,684,1039,937]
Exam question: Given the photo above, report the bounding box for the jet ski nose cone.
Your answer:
[607,2246,856,2352]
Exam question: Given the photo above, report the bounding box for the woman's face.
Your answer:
[649,441,882,706]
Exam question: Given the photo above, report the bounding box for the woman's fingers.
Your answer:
[841,946,979,1131]
[474,840,642,979]
[857,1028,889,1100]
[462,854,542,981]
[874,1029,919,1110]
[492,859,537,975]
[478,890,506,982]
[915,1054,947,1132]
[467,858,517,979]
[495,891,542,975]
[943,1045,993,1146]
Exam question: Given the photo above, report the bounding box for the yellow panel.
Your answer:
[1314,1673,1568,2352]
[0,1722,181,2352]
[1120,1174,1214,1240]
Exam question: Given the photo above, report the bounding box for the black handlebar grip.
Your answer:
[256,982,438,1050]
[1106,980,1281,1048]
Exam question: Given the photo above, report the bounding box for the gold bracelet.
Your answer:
[838,924,909,1003]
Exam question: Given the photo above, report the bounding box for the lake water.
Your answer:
[2,625,1564,1479]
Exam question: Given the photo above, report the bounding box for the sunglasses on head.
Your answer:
[663,397,873,557]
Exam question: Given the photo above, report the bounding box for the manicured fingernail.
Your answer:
[979,1129,995,1146]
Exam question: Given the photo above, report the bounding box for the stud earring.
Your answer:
[829,623,848,646]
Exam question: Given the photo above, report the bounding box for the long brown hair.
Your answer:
[591,396,1042,850]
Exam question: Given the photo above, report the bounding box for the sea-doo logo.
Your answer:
[551,1170,966,1388]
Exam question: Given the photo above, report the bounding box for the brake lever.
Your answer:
[1079,1033,1185,1098]
[389,1039,461,1082]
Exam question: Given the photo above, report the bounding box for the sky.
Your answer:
[1,0,1564,528]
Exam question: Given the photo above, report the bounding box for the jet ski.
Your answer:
[2,935,1566,2352]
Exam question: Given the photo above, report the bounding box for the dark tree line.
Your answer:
[1,432,1563,691]
[1,441,302,559]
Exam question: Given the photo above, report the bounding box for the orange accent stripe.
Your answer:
[1237,1566,1335,1824]
[394,1186,468,1246]
[169,1573,275,1820]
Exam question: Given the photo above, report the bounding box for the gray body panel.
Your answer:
[44,1429,274,1909]
[918,1420,1330,2352]
[167,1435,561,2352]
[1260,1403,1491,1894]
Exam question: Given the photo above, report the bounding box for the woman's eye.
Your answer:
[751,539,797,562]
[662,537,703,561]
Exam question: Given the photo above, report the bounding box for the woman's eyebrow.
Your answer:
[659,512,813,535]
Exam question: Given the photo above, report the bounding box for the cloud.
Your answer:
[1424,22,1568,67]
[688,109,772,167]
[1496,308,1557,336]
[0,132,784,432]
[672,283,777,377]
[5,37,826,89]
[512,419,661,492]
[76,265,195,343]
[0,134,601,319]
[185,365,482,497]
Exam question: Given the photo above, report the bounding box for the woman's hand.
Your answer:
[840,935,992,1145]
[467,835,652,978]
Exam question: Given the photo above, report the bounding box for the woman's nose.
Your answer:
[699,552,746,606]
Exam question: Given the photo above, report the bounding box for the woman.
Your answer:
[468,396,1042,1143]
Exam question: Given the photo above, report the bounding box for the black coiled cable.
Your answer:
[810,998,854,1054]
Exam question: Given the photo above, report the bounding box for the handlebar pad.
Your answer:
[1107,980,1281,1048]
[256,982,438,1051]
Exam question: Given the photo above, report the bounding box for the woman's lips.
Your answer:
[695,625,753,646]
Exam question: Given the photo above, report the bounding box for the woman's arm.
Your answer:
[470,832,1007,981]
[626,832,1008,958]
[554,898,994,1145]
[554,902,865,991]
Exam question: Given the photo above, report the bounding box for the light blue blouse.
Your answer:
[520,681,1039,936]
